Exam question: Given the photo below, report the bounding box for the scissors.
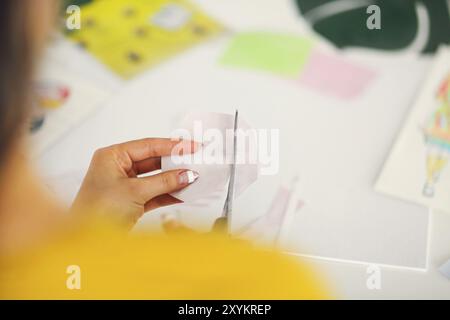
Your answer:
[212,110,238,235]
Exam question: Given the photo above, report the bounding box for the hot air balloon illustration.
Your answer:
[422,73,450,197]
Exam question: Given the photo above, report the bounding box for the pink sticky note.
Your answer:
[298,50,376,99]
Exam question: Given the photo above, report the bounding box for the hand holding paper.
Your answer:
[73,138,200,228]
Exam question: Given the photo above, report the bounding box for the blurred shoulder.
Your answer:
[0,220,330,299]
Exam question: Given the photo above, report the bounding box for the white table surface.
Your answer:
[35,0,450,299]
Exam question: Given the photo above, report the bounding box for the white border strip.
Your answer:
[284,251,427,272]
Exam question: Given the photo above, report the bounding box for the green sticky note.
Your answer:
[220,32,314,77]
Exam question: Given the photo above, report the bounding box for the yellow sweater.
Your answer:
[0,220,329,299]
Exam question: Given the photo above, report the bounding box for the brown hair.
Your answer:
[0,1,44,165]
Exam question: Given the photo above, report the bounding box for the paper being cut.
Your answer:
[161,112,259,204]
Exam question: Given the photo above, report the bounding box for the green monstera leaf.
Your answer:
[294,0,450,53]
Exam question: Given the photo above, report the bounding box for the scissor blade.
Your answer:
[221,110,238,219]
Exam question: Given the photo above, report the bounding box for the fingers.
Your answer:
[115,138,199,162]
[144,194,182,212]
[92,138,200,178]
[133,157,161,175]
[161,214,196,235]
[133,169,199,203]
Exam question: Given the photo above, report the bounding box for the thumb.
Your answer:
[134,169,199,202]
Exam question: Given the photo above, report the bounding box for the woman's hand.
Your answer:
[72,138,199,228]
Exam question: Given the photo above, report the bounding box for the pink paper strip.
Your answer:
[299,50,376,99]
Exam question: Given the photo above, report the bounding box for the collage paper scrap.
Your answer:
[30,81,71,133]
[30,58,110,156]
[220,32,376,99]
[65,0,224,78]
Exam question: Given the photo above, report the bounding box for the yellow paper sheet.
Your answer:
[66,0,223,78]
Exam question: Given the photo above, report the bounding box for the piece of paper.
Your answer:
[161,112,259,204]
[375,46,450,213]
[220,32,313,77]
[30,58,110,156]
[439,258,450,279]
[65,0,223,78]
[298,50,376,99]
[236,178,302,246]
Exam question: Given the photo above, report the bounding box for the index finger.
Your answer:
[115,138,199,162]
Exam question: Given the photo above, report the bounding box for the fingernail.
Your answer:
[178,170,199,185]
